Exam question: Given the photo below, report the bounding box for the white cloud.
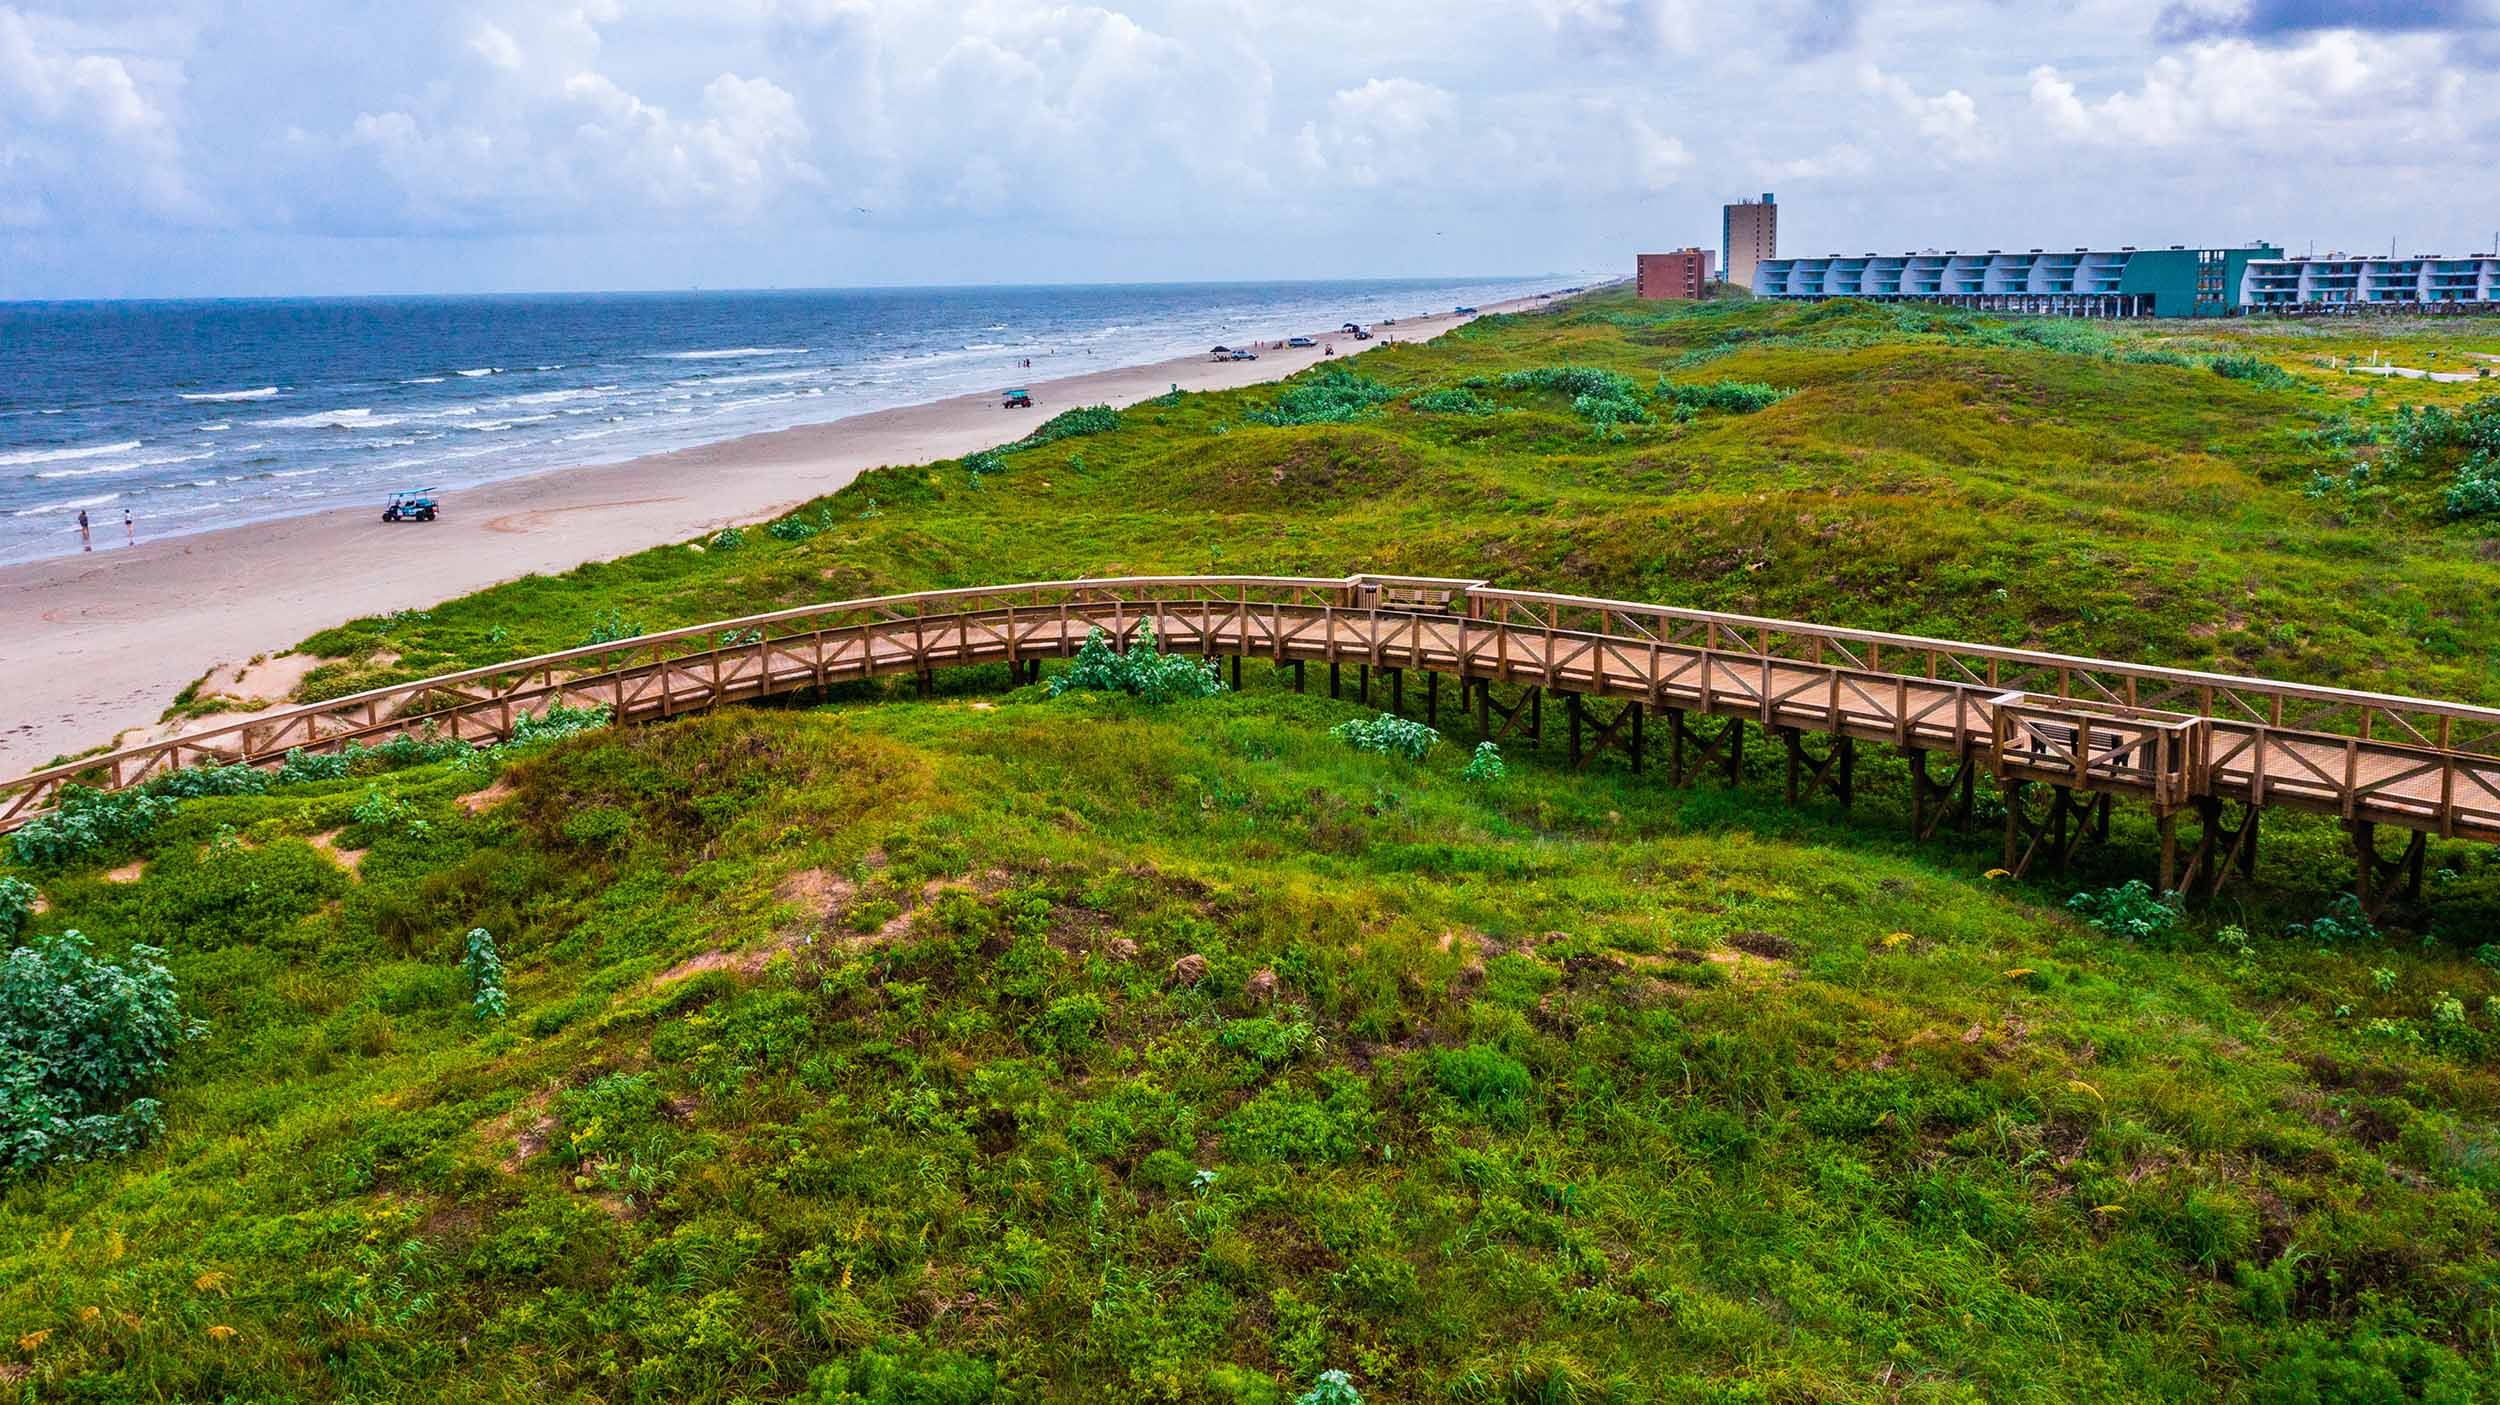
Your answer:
[0,5,191,221]
[1860,64,1994,163]
[2028,32,2458,147]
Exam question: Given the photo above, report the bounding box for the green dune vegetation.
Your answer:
[6,295,2500,1401]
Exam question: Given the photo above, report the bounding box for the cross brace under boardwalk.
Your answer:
[2160,796,2260,898]
[2351,820,2427,916]
[1567,694,1643,771]
[1475,681,1542,747]
[2002,779,2110,879]
[1780,728,1853,807]
[1667,709,1744,787]
[1907,747,1977,841]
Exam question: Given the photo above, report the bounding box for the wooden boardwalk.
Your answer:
[6,575,2495,903]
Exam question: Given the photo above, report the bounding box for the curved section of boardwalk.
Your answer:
[6,575,2497,889]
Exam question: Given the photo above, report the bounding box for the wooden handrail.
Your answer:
[6,574,2498,849]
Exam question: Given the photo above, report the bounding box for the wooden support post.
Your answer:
[1293,659,1306,693]
[1569,692,1584,767]
[1330,662,1341,700]
[917,669,933,698]
[2158,810,2180,893]
[1531,688,1542,743]
[1782,729,1857,808]
[2350,821,2428,916]
[1231,655,1243,691]
[1631,701,1644,774]
[1390,667,1403,717]
[1427,671,1440,728]
[1360,663,1371,706]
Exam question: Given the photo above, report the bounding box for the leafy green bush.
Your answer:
[1655,378,1791,414]
[1046,624,1225,703]
[2208,355,2300,392]
[2444,459,2500,519]
[1329,713,1439,761]
[1295,1370,1361,1405]
[1245,368,1400,427]
[2065,880,2180,940]
[2290,894,2379,944]
[1409,387,1495,416]
[8,785,172,870]
[582,608,644,647]
[464,927,507,1021]
[1570,389,1648,432]
[710,526,746,550]
[3,930,202,1173]
[767,509,829,542]
[1499,365,1643,400]
[1461,740,1506,784]
[0,878,38,939]
[1013,404,1121,449]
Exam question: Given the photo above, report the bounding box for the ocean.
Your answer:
[0,276,1569,565]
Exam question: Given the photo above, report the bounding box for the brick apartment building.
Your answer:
[1636,248,1714,300]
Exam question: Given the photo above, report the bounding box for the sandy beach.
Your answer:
[0,295,1563,772]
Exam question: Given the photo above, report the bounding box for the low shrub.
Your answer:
[2065,880,2180,940]
[0,877,36,939]
[8,785,171,870]
[2208,355,2301,392]
[1330,713,1439,761]
[2,930,202,1173]
[1655,378,1790,414]
[2290,894,2379,944]
[582,609,644,647]
[1409,387,1496,416]
[1499,365,1643,400]
[464,927,507,1021]
[1012,404,1121,449]
[1245,368,1400,427]
[1461,740,1506,784]
[1434,1042,1530,1127]
[1046,625,1225,703]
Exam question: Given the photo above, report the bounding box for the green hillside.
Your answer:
[7,296,2500,1401]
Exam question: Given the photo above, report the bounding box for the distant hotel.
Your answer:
[1723,194,1777,292]
[1750,243,2500,319]
[1636,248,1713,300]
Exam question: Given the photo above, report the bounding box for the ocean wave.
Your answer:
[36,448,217,479]
[257,407,404,430]
[178,386,279,402]
[674,368,820,389]
[0,440,143,468]
[14,492,119,516]
[195,421,232,432]
[453,367,501,377]
[501,385,620,407]
[403,376,447,385]
[656,346,809,360]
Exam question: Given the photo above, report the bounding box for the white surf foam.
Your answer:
[0,440,144,468]
[656,346,809,360]
[178,386,279,403]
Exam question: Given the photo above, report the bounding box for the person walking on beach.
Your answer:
[123,508,135,547]
[77,509,91,552]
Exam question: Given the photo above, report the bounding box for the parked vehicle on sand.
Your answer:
[1002,388,1033,409]
[381,490,438,523]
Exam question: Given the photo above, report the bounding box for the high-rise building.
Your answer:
[1723,194,1777,292]
[1636,248,1714,300]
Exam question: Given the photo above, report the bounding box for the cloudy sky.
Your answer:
[3,0,2495,298]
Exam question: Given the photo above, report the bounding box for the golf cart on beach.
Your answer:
[382,489,438,523]
[1002,388,1033,409]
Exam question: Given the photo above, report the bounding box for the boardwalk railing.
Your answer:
[6,574,2499,858]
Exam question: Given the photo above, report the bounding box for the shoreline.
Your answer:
[0,292,1569,772]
